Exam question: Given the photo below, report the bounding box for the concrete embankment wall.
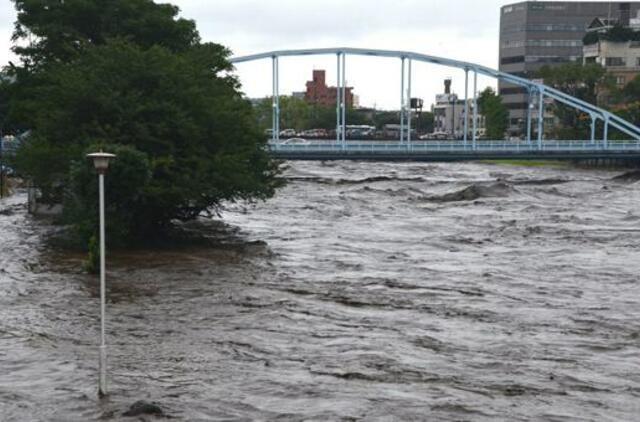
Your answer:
[572,158,640,168]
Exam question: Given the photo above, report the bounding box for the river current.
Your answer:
[1,161,639,421]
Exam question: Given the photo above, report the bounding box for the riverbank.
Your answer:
[482,158,640,169]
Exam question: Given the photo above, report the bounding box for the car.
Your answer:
[281,137,310,145]
[299,130,318,138]
[279,129,296,137]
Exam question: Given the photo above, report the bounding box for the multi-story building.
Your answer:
[583,12,640,103]
[584,37,640,87]
[432,79,484,138]
[304,70,354,108]
[499,1,640,135]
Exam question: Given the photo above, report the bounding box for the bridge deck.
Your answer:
[269,140,640,161]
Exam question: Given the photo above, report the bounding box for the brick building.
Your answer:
[305,70,354,107]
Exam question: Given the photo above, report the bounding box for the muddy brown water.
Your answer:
[1,161,640,421]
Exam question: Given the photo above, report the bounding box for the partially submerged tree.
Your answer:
[7,0,281,245]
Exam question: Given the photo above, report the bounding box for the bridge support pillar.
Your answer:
[603,116,609,150]
[590,114,596,144]
[400,57,406,144]
[407,58,412,149]
[341,53,347,148]
[526,88,532,146]
[463,68,469,147]
[472,70,478,151]
[537,88,545,150]
[336,53,342,146]
[272,56,280,144]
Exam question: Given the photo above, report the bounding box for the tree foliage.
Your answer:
[477,87,508,139]
[536,63,614,139]
[583,25,640,46]
[537,63,610,104]
[253,97,434,134]
[11,0,199,69]
[0,78,12,134]
[254,97,336,132]
[7,0,281,245]
[610,74,640,127]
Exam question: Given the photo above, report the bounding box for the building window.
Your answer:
[501,40,582,49]
[637,57,640,66]
[503,6,513,14]
[501,55,525,65]
[524,56,577,64]
[529,40,581,48]
[500,87,527,96]
[605,57,626,67]
[501,24,584,34]
[504,102,530,110]
[501,40,525,48]
[616,76,626,85]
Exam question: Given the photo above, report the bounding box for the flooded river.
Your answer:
[1,161,640,421]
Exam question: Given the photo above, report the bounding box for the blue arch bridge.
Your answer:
[231,47,640,161]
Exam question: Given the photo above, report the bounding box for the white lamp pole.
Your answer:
[87,151,116,397]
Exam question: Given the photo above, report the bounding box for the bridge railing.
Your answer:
[269,140,640,156]
[268,140,640,154]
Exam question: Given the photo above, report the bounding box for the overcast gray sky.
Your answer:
[0,0,514,109]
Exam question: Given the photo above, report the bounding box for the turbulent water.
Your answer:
[1,161,640,421]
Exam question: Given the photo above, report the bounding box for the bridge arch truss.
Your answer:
[230,47,640,152]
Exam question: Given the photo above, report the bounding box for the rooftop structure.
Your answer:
[583,22,640,103]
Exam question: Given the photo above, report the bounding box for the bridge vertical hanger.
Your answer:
[407,59,412,147]
[272,56,280,144]
[526,87,533,146]
[603,115,610,149]
[342,53,347,147]
[400,57,406,144]
[590,114,597,144]
[463,68,469,146]
[537,88,545,150]
[271,56,276,144]
[472,70,478,150]
[336,53,342,145]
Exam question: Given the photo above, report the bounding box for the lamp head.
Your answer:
[87,151,116,174]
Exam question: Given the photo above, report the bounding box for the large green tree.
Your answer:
[610,74,640,127]
[7,0,281,244]
[11,0,199,69]
[536,63,614,139]
[477,87,508,140]
[254,96,338,133]
[0,77,11,135]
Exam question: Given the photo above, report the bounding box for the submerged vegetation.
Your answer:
[4,0,282,250]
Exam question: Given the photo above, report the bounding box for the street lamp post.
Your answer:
[87,151,116,398]
[0,134,4,199]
